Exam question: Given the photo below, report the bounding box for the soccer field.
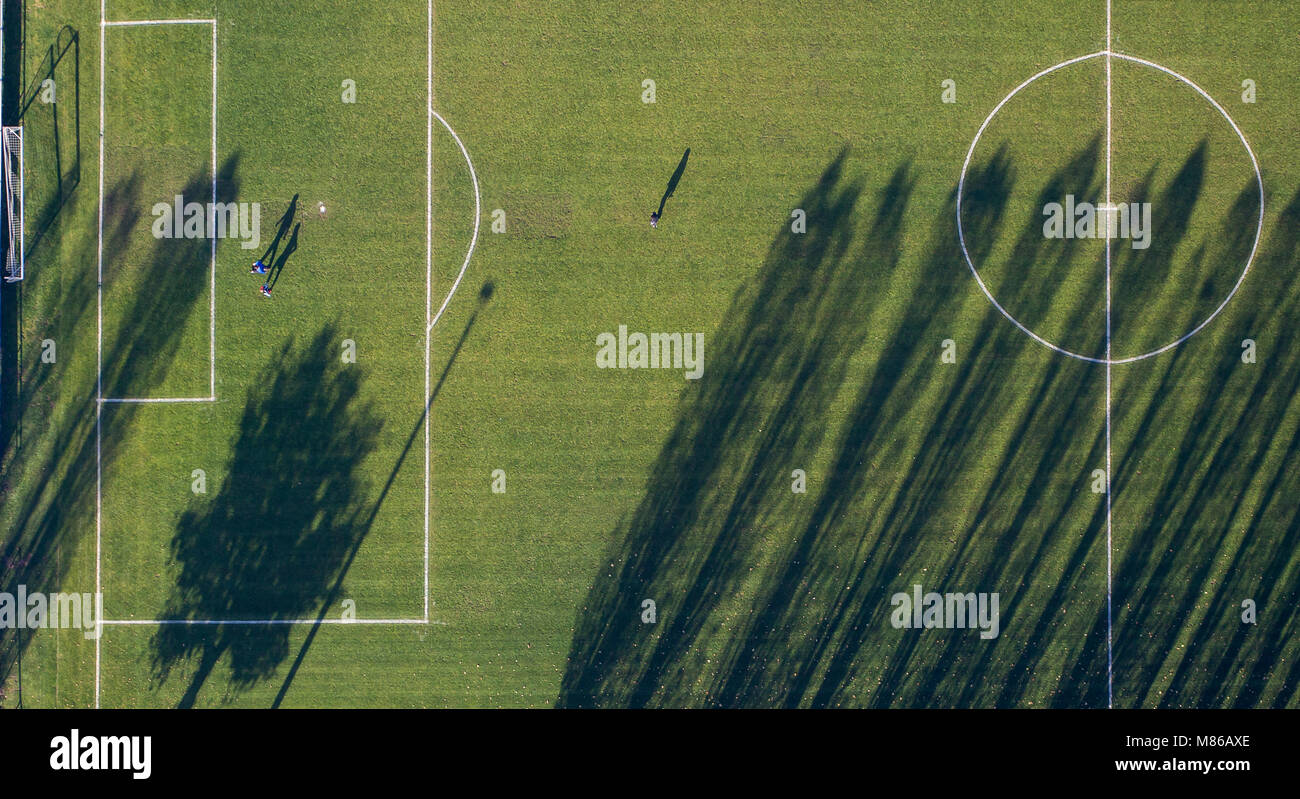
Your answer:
[1,0,1298,708]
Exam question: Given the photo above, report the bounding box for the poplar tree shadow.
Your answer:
[149,323,383,707]
[559,148,892,706]
[559,137,1272,708]
[1093,179,1295,708]
[100,156,240,397]
[656,148,690,219]
[1,156,241,698]
[1108,139,1209,355]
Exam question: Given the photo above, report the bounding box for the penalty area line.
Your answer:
[103,19,215,27]
[95,0,105,712]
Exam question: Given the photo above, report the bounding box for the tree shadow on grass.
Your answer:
[557,142,1054,707]
[100,156,242,398]
[1097,181,1300,708]
[269,281,494,707]
[558,136,1271,708]
[0,157,238,700]
[150,324,383,707]
[19,25,82,264]
[558,147,871,706]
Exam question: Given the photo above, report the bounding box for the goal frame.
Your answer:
[2,125,24,283]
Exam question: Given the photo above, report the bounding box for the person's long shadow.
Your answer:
[268,223,299,290]
[259,194,298,268]
[656,148,691,218]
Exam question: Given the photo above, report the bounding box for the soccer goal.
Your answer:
[2,125,24,282]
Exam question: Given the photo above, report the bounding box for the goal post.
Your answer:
[2,125,23,282]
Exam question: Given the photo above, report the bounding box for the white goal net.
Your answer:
[2,125,23,282]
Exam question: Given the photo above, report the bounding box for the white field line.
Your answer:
[99,20,218,407]
[101,618,444,626]
[94,0,105,712]
[103,19,214,27]
[425,0,433,623]
[100,396,215,403]
[426,110,480,334]
[1105,0,1114,711]
[211,20,217,398]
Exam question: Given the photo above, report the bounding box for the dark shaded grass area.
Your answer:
[0,23,81,463]
[0,159,236,699]
[148,284,490,707]
[268,286,490,708]
[20,25,82,266]
[1108,183,1300,707]
[1,138,486,705]
[149,324,384,708]
[560,141,1294,708]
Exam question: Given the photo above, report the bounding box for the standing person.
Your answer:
[250,259,268,275]
[260,284,272,298]
[650,211,659,228]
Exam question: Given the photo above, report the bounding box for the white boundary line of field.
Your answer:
[210,20,218,401]
[423,0,487,615]
[94,0,102,716]
[92,5,452,705]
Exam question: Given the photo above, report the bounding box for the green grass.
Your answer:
[2,0,1299,708]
